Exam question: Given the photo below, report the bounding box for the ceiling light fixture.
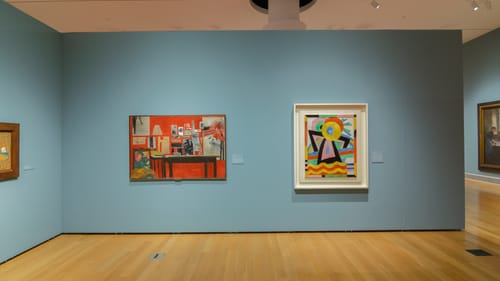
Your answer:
[371,0,381,9]
[251,0,315,12]
[471,0,480,11]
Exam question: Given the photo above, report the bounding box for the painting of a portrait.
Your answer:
[478,101,500,170]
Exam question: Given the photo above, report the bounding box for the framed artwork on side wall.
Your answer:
[0,122,20,181]
[478,101,500,171]
[294,104,368,190]
[129,115,226,181]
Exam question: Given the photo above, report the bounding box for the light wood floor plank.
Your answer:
[1,179,499,280]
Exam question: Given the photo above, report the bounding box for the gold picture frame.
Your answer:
[0,122,20,181]
[478,101,500,171]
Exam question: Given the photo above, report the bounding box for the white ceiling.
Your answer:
[5,0,500,42]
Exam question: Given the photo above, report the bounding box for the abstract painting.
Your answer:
[129,115,226,181]
[478,101,500,171]
[294,104,368,189]
[305,114,357,178]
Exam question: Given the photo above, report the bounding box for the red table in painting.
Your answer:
[150,155,218,179]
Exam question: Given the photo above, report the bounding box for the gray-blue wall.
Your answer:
[0,2,62,263]
[62,31,464,233]
[464,28,500,180]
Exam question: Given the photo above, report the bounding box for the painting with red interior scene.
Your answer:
[129,115,226,181]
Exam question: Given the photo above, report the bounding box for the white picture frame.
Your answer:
[294,103,368,190]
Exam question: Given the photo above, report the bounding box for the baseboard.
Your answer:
[2,229,464,264]
[0,233,61,265]
[61,229,463,235]
[465,172,500,185]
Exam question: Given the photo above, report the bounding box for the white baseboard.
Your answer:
[465,172,500,185]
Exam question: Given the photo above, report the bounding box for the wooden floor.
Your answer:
[1,179,499,281]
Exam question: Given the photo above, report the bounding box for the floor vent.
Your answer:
[466,249,492,256]
[150,252,165,260]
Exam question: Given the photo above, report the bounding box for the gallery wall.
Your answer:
[62,30,464,232]
[0,2,62,263]
[464,28,500,181]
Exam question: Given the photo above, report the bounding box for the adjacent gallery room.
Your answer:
[1,0,500,280]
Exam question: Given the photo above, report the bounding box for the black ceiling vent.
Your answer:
[251,0,315,13]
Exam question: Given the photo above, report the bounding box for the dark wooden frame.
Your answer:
[0,122,20,181]
[478,101,500,171]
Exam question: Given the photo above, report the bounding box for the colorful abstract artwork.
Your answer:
[304,114,357,178]
[0,123,19,181]
[129,115,226,181]
[294,104,368,190]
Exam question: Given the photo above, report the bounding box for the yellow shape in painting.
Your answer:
[307,144,315,154]
[322,121,342,141]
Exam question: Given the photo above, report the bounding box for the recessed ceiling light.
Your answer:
[371,0,381,9]
[471,0,480,11]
